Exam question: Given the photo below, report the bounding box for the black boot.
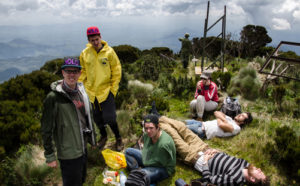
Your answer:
[116,137,124,151]
[150,101,160,117]
[97,136,107,150]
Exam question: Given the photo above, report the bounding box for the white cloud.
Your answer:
[293,10,300,21]
[273,0,300,14]
[272,18,291,30]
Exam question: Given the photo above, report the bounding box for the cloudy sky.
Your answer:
[0,0,300,52]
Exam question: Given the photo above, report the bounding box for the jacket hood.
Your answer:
[85,40,109,52]
[50,80,84,93]
[50,80,63,92]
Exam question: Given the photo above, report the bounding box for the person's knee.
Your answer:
[125,148,133,156]
[190,100,197,107]
[196,95,205,102]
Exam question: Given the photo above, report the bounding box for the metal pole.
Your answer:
[221,5,226,72]
[201,1,210,72]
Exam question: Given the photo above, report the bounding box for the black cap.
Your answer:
[143,114,159,125]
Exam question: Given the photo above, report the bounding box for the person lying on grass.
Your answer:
[149,103,269,185]
[160,116,269,185]
[186,111,253,139]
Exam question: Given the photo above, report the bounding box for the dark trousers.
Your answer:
[59,153,87,186]
[93,92,121,138]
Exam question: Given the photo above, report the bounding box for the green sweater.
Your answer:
[142,130,176,175]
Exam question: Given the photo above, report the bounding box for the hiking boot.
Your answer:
[150,101,160,117]
[116,138,124,151]
[97,136,107,150]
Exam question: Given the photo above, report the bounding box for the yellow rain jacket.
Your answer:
[78,40,121,103]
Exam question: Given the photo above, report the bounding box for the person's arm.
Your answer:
[214,111,226,121]
[109,49,122,97]
[194,81,202,99]
[40,93,57,166]
[214,111,234,132]
[202,166,242,185]
[78,52,87,83]
[203,82,217,101]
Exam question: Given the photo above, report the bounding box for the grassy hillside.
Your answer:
[0,52,299,185]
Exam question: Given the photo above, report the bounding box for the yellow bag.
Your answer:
[101,149,127,169]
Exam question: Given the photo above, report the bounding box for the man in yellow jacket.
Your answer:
[79,26,123,151]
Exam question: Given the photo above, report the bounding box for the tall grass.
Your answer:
[15,145,52,185]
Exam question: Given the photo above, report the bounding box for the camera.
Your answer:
[83,128,92,135]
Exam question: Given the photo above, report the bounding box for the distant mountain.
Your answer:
[0,38,82,59]
[0,39,52,59]
[0,67,22,83]
[0,55,59,82]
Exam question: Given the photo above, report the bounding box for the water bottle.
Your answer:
[120,171,127,186]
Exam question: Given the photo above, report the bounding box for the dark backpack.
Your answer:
[125,169,150,186]
[220,97,242,119]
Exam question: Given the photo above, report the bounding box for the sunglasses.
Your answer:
[64,69,80,74]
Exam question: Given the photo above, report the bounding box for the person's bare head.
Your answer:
[234,112,252,126]
[245,164,270,185]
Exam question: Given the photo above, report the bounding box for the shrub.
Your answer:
[113,45,141,64]
[150,96,170,114]
[142,47,173,56]
[14,145,52,186]
[140,54,161,81]
[40,58,64,75]
[227,67,261,100]
[0,157,19,185]
[211,71,232,91]
[272,85,286,111]
[264,126,300,182]
[127,80,153,107]
[169,75,195,98]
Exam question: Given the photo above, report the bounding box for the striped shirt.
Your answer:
[202,152,249,186]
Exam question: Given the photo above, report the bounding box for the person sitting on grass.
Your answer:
[190,70,219,121]
[149,103,268,185]
[124,114,176,186]
[186,111,253,139]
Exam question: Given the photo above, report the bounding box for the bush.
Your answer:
[0,145,52,186]
[264,126,300,182]
[14,145,52,186]
[227,67,261,100]
[211,71,232,91]
[142,47,173,56]
[140,54,161,81]
[272,85,286,111]
[40,58,64,76]
[0,157,19,185]
[150,96,170,114]
[113,45,141,64]
[169,75,195,98]
[127,80,153,108]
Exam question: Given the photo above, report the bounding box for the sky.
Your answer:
[0,0,300,52]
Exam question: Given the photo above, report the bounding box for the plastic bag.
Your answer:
[102,149,127,169]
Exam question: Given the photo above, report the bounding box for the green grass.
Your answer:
[12,58,298,186]
[79,85,299,185]
[79,96,298,185]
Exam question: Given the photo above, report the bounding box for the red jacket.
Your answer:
[194,81,219,102]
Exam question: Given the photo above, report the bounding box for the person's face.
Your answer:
[88,35,102,50]
[201,78,210,85]
[234,113,248,124]
[249,167,266,183]
[62,67,81,89]
[144,122,159,139]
